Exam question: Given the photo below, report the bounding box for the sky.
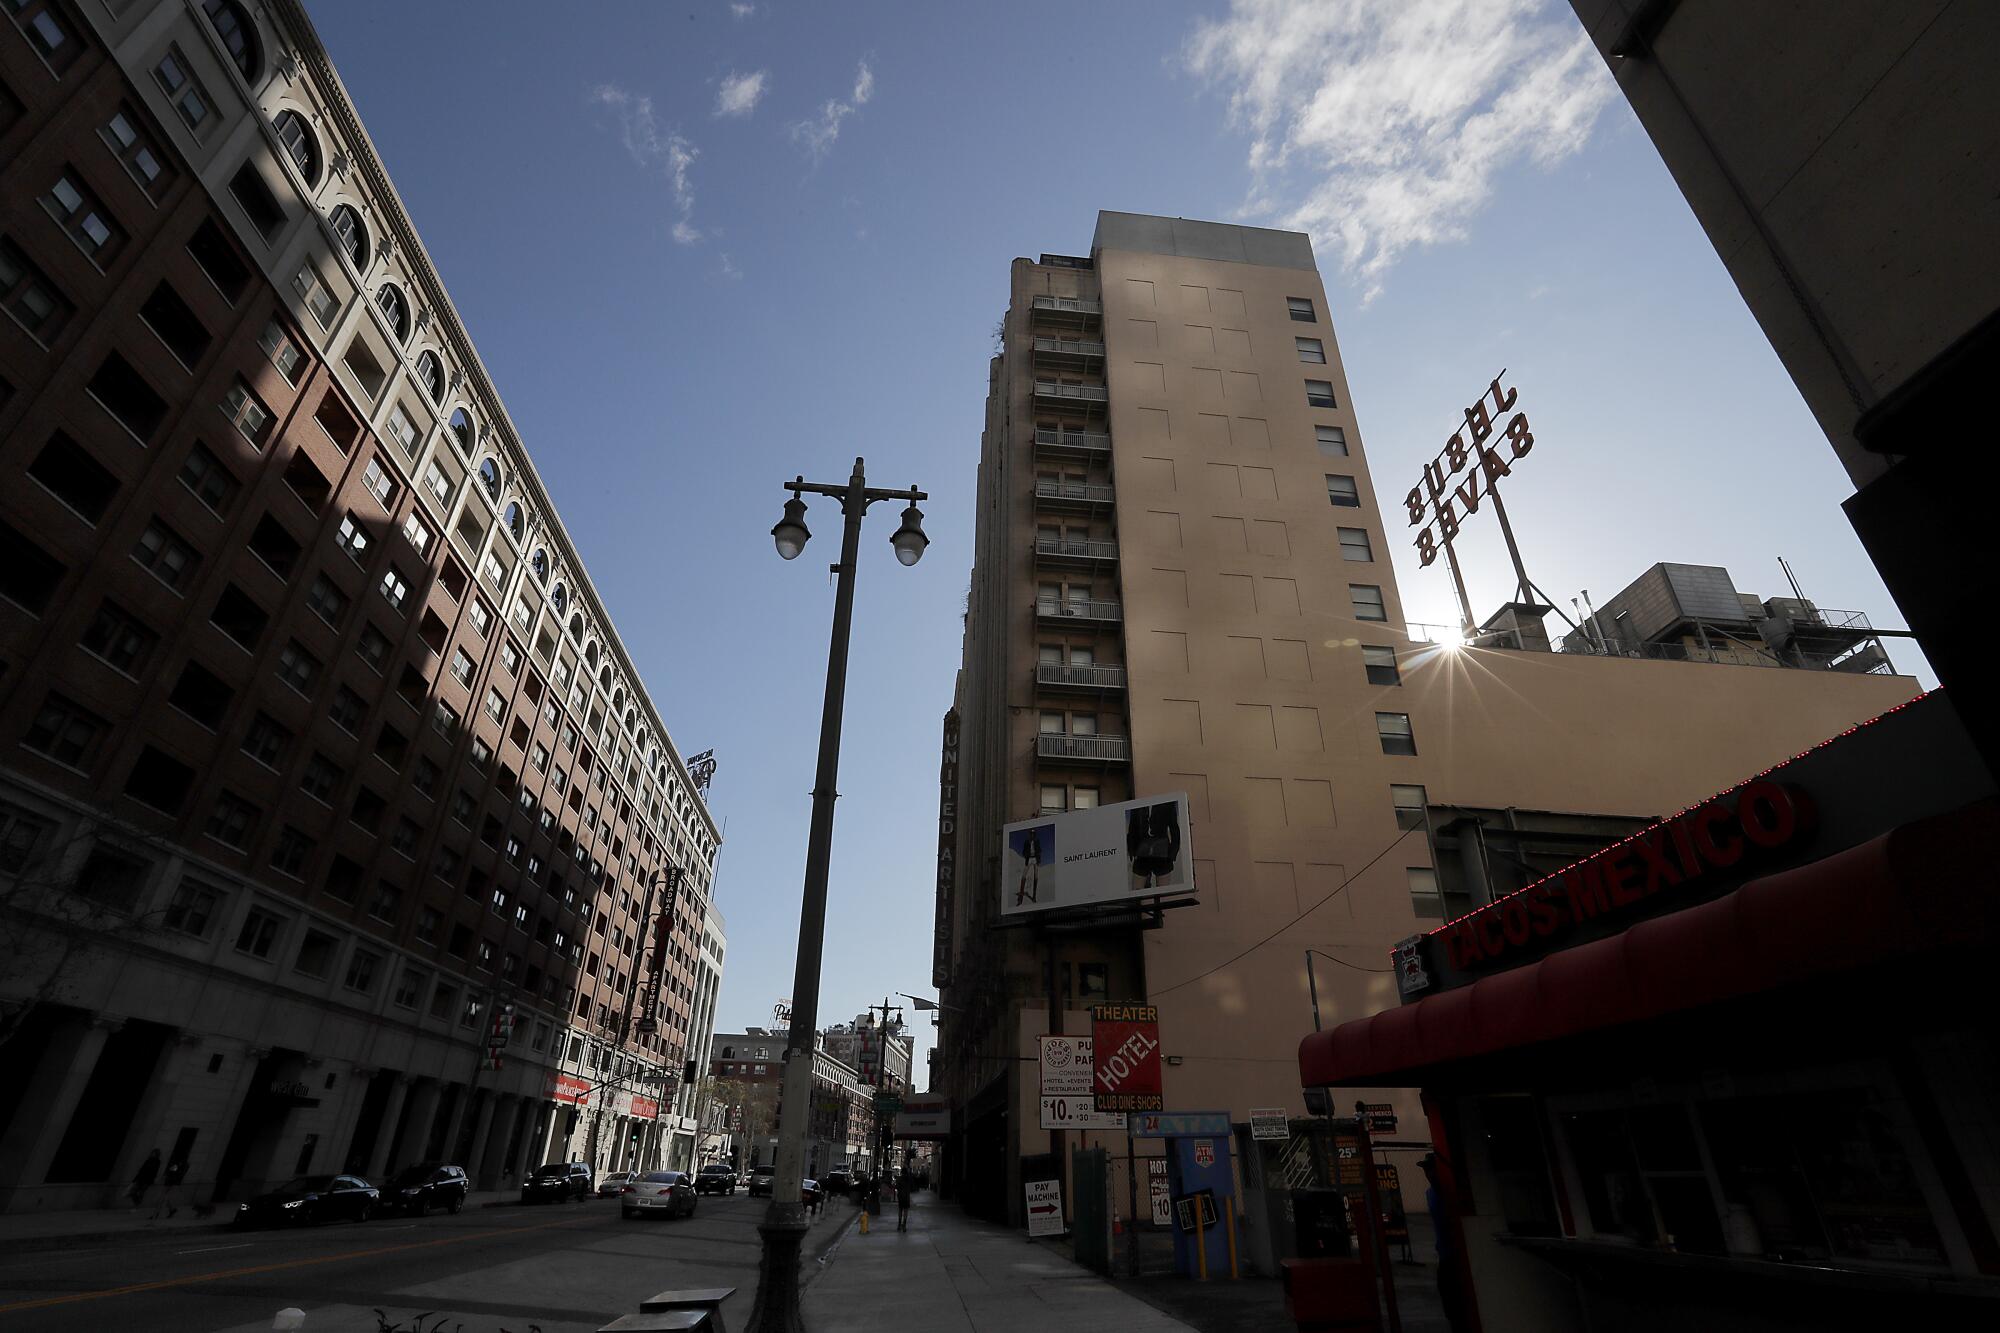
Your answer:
[303,0,1930,1088]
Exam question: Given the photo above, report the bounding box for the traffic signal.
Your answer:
[564,1107,580,1136]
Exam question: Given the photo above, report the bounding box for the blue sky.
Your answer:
[304,0,1929,1084]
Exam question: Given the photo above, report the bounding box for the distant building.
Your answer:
[710,1028,873,1175]
[820,1013,912,1093]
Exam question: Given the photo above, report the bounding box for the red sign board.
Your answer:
[552,1073,591,1105]
[631,1095,659,1121]
[1091,1003,1162,1112]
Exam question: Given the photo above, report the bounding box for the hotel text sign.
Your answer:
[932,709,960,987]
[1405,372,1534,567]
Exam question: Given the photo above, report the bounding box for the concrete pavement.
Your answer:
[804,1193,1195,1332]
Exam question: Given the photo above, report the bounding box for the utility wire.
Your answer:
[1150,825,1415,996]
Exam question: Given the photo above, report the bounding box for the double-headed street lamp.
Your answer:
[749,458,928,1333]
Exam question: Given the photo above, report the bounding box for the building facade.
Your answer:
[931,211,1920,1225]
[0,0,722,1211]
[819,1012,912,1095]
[710,1028,873,1175]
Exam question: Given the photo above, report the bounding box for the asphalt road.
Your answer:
[0,1191,850,1333]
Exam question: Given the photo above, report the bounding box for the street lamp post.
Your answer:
[749,458,928,1333]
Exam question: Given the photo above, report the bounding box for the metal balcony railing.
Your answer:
[1034,426,1110,458]
[1030,295,1102,318]
[1035,662,1126,690]
[1032,337,1106,363]
[1034,479,1116,507]
[1033,381,1109,405]
[1036,598,1122,624]
[1035,733,1130,762]
[1034,535,1119,563]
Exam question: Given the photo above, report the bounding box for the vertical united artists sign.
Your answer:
[932,709,960,988]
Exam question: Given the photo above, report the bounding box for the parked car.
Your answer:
[521,1161,593,1203]
[235,1174,379,1227]
[384,1163,468,1216]
[695,1164,737,1195]
[746,1164,776,1197]
[596,1170,637,1199]
[621,1170,697,1219]
[821,1167,852,1196]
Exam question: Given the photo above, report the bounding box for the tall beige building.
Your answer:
[932,211,1919,1225]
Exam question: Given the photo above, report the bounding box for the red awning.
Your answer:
[1299,798,1998,1089]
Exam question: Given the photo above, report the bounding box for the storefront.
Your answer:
[1300,691,2000,1331]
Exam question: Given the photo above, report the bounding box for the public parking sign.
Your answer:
[1090,1003,1162,1112]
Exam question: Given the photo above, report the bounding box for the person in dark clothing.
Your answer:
[1420,1153,1473,1333]
[897,1166,915,1230]
[128,1149,162,1208]
[1126,802,1182,891]
[152,1156,188,1219]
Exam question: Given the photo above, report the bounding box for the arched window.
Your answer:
[568,613,585,644]
[504,502,524,541]
[599,665,613,690]
[585,642,600,670]
[374,283,409,341]
[625,708,638,733]
[448,406,474,455]
[201,0,260,82]
[478,457,501,501]
[329,204,368,270]
[416,350,444,401]
[613,689,625,715]
[274,110,320,185]
[552,583,568,614]
[531,549,549,584]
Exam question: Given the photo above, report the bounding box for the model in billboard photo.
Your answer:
[1126,800,1183,892]
[1010,824,1054,907]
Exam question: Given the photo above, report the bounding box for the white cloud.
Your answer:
[720,253,742,279]
[590,83,702,245]
[791,60,874,160]
[716,69,768,117]
[729,1,754,17]
[1184,0,1614,302]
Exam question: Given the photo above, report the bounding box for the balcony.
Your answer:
[1034,426,1110,462]
[1035,535,1119,567]
[1032,336,1106,369]
[1033,478,1116,513]
[1036,662,1126,692]
[1035,733,1130,763]
[1029,295,1102,327]
[1033,380,1109,415]
[1036,597,1122,628]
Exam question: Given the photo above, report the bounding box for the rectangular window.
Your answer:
[0,237,74,346]
[1407,867,1442,918]
[335,511,371,564]
[380,566,410,612]
[423,460,454,508]
[80,599,158,675]
[240,710,292,768]
[1392,784,1427,832]
[393,968,425,1009]
[467,598,492,638]
[42,170,124,266]
[235,905,285,958]
[166,661,231,728]
[138,281,211,368]
[186,217,251,304]
[125,748,190,817]
[227,162,286,243]
[451,647,476,687]
[270,825,315,878]
[329,684,365,734]
[1296,336,1326,364]
[258,320,305,384]
[1350,584,1387,622]
[247,513,301,579]
[163,879,221,938]
[362,457,399,509]
[386,402,421,456]
[484,688,506,725]
[401,511,434,557]
[178,441,239,513]
[23,691,107,768]
[412,757,440,799]
[305,573,348,628]
[221,379,273,448]
[132,518,198,591]
[153,47,213,136]
[1338,527,1374,562]
[9,0,82,73]
[205,790,260,848]
[1362,645,1401,686]
[356,622,391,673]
[28,432,119,524]
[99,106,170,200]
[1305,379,1337,409]
[209,583,268,650]
[1316,424,1348,458]
[295,259,337,328]
[299,752,340,804]
[415,907,441,943]
[276,639,320,694]
[293,927,337,978]
[89,352,168,443]
[341,338,386,401]
[1326,474,1360,507]
[434,700,461,738]
[1287,296,1316,322]
[1375,711,1416,756]
[341,948,380,994]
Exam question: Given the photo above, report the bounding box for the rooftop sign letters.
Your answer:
[1405,372,1533,570]
[1434,780,1815,977]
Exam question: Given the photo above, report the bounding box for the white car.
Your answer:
[596,1171,637,1198]
[622,1170,697,1219]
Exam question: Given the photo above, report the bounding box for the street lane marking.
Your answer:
[0,1216,590,1316]
[175,1244,252,1255]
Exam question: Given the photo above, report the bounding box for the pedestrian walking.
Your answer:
[151,1155,188,1219]
[897,1165,915,1231]
[1420,1152,1474,1333]
[128,1148,162,1209]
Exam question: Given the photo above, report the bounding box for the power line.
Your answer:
[1150,826,1416,996]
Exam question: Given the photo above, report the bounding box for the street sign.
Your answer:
[1147,1160,1172,1226]
[1362,1102,1398,1134]
[1038,1035,1094,1097]
[1249,1108,1290,1141]
[1090,1004,1162,1112]
[1173,1189,1219,1233]
[1025,1179,1064,1237]
[874,1092,903,1117]
[1129,1111,1230,1138]
[895,1095,952,1140]
[1040,1095,1125,1131]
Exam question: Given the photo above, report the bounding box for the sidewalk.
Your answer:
[803,1193,1196,1332]
[0,1188,522,1251]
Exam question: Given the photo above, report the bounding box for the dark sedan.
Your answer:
[384,1163,468,1215]
[234,1174,379,1227]
[521,1160,593,1203]
[694,1164,736,1195]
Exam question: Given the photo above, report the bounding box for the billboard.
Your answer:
[893,1095,952,1140]
[1000,792,1194,917]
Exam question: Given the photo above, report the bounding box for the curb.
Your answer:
[803,1209,862,1292]
[0,1221,232,1253]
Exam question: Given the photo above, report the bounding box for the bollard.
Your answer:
[860,1209,870,1235]
[272,1310,305,1331]
[1226,1197,1239,1279]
